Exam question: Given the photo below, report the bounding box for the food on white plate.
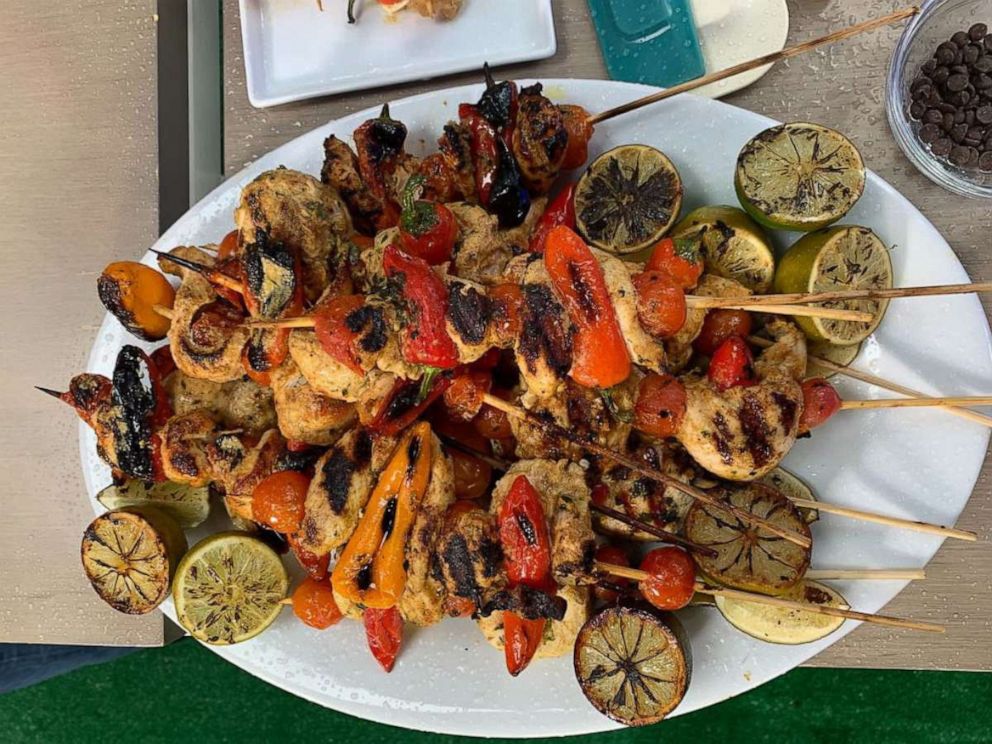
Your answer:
[96,480,211,529]
[716,579,849,644]
[323,0,463,24]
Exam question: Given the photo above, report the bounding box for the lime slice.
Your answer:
[759,467,818,524]
[806,339,862,379]
[97,480,211,529]
[670,205,775,292]
[574,607,691,726]
[81,507,187,615]
[735,122,866,231]
[716,580,848,644]
[574,144,683,254]
[684,483,811,595]
[173,532,288,645]
[774,225,893,344]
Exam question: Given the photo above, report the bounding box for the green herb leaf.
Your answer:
[599,387,632,424]
[417,366,441,404]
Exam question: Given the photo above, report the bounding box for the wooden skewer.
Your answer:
[791,498,977,542]
[683,298,873,322]
[595,562,944,634]
[692,281,992,309]
[247,316,317,329]
[589,503,717,557]
[151,249,244,294]
[153,304,175,320]
[749,335,992,428]
[481,393,811,549]
[588,7,919,125]
[840,396,992,410]
[806,569,925,581]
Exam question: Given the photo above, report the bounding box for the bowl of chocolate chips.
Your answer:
[888,0,992,197]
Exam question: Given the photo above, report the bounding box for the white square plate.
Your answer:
[239,0,557,108]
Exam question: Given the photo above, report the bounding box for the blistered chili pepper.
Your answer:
[477,65,518,148]
[332,422,433,609]
[489,139,531,229]
[544,226,631,389]
[369,374,451,437]
[353,103,407,228]
[364,606,403,672]
[382,245,459,370]
[111,345,173,481]
[528,182,576,254]
[458,103,498,206]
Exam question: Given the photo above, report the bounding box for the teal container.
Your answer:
[587,0,706,88]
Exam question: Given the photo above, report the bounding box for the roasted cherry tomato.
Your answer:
[707,336,757,392]
[632,270,687,339]
[474,402,514,440]
[97,261,176,342]
[798,378,842,433]
[639,546,696,611]
[443,369,491,421]
[218,229,240,260]
[633,373,687,439]
[503,611,545,677]
[252,470,311,533]
[364,606,403,673]
[450,448,492,500]
[528,182,576,254]
[292,577,343,630]
[150,345,177,380]
[645,237,704,290]
[594,545,630,604]
[694,309,754,356]
[499,475,552,587]
[398,175,459,265]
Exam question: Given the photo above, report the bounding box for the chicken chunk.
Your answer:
[476,584,590,660]
[511,84,568,195]
[165,371,276,435]
[513,258,573,402]
[207,429,286,521]
[432,507,504,611]
[449,200,546,286]
[270,360,356,446]
[288,329,397,405]
[158,410,218,487]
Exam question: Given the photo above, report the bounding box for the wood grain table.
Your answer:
[221,0,991,670]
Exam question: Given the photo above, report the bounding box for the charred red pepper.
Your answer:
[528,182,576,254]
[459,103,498,206]
[398,174,459,265]
[708,336,757,392]
[354,104,408,229]
[363,606,404,672]
[369,374,451,437]
[498,475,553,676]
[382,245,459,369]
[287,533,331,581]
[313,294,368,374]
[544,226,631,389]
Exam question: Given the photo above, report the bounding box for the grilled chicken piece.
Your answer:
[592,440,697,540]
[165,371,276,435]
[207,429,286,521]
[449,200,546,286]
[236,168,353,302]
[678,319,805,481]
[665,274,751,371]
[321,135,386,235]
[432,507,505,611]
[60,373,119,475]
[438,123,476,203]
[408,0,462,19]
[397,435,456,626]
[490,460,595,587]
[512,84,568,194]
[162,248,249,384]
[288,329,397,405]
[443,274,507,362]
[270,360,356,446]
[296,429,397,557]
[158,410,218,487]
[476,584,590,660]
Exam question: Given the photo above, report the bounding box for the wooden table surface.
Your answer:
[221,0,991,670]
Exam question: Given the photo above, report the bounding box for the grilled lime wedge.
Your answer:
[96,480,210,529]
[735,122,865,231]
[716,580,848,644]
[759,467,818,524]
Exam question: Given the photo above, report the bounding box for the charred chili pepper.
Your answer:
[477,65,518,147]
[489,139,531,229]
[544,226,631,389]
[364,606,403,672]
[382,245,459,369]
[528,182,576,254]
[332,422,433,609]
[312,294,368,374]
[111,345,173,481]
[498,474,553,676]
[287,533,331,581]
[369,374,451,437]
[354,103,408,229]
[398,174,459,265]
[38,374,112,429]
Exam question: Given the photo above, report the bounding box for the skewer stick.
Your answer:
[791,498,977,542]
[683,298,874,322]
[481,393,811,549]
[840,396,992,410]
[588,7,919,125]
[806,569,925,581]
[589,503,717,557]
[150,249,244,294]
[595,562,944,633]
[35,386,64,400]
[692,281,992,309]
[247,316,317,329]
[153,304,175,320]
[749,335,992,428]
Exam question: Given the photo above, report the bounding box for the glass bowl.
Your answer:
[886,0,992,198]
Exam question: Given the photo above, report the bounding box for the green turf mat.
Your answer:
[1,638,989,742]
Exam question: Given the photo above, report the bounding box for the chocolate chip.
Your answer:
[975,74,992,89]
[947,73,969,91]
[943,111,956,131]
[932,65,950,84]
[966,110,976,125]
[953,31,971,47]
[965,45,981,65]
[954,110,966,124]
[970,23,988,42]
[951,122,969,142]
[923,59,938,74]
[920,123,941,143]
[977,105,992,124]
[968,126,986,140]
[979,151,992,171]
[975,56,992,73]
[932,137,953,157]
[954,49,965,65]
[985,35,992,52]
[938,101,957,113]
[922,108,943,124]
[950,144,975,165]
[937,43,957,65]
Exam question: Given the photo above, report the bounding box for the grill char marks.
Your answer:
[447,281,493,346]
[518,284,573,377]
[320,448,357,515]
[345,304,388,353]
[739,393,773,468]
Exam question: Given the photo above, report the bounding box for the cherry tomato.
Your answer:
[364,606,403,673]
[645,237,704,290]
[694,309,754,356]
[150,345,176,379]
[798,378,842,433]
[633,374,687,439]
[639,546,696,611]
[474,403,514,440]
[398,175,459,265]
[558,104,593,170]
[443,369,491,421]
[632,270,687,339]
[594,545,630,604]
[291,577,343,630]
[252,470,311,533]
[450,448,493,500]
[218,229,240,260]
[707,336,757,392]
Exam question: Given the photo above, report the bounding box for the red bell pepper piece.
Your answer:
[503,612,546,678]
[353,104,407,229]
[382,245,459,369]
[528,182,576,254]
[707,336,757,392]
[287,533,330,581]
[544,226,631,389]
[363,606,404,673]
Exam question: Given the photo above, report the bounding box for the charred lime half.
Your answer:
[574,606,691,726]
[575,145,683,254]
